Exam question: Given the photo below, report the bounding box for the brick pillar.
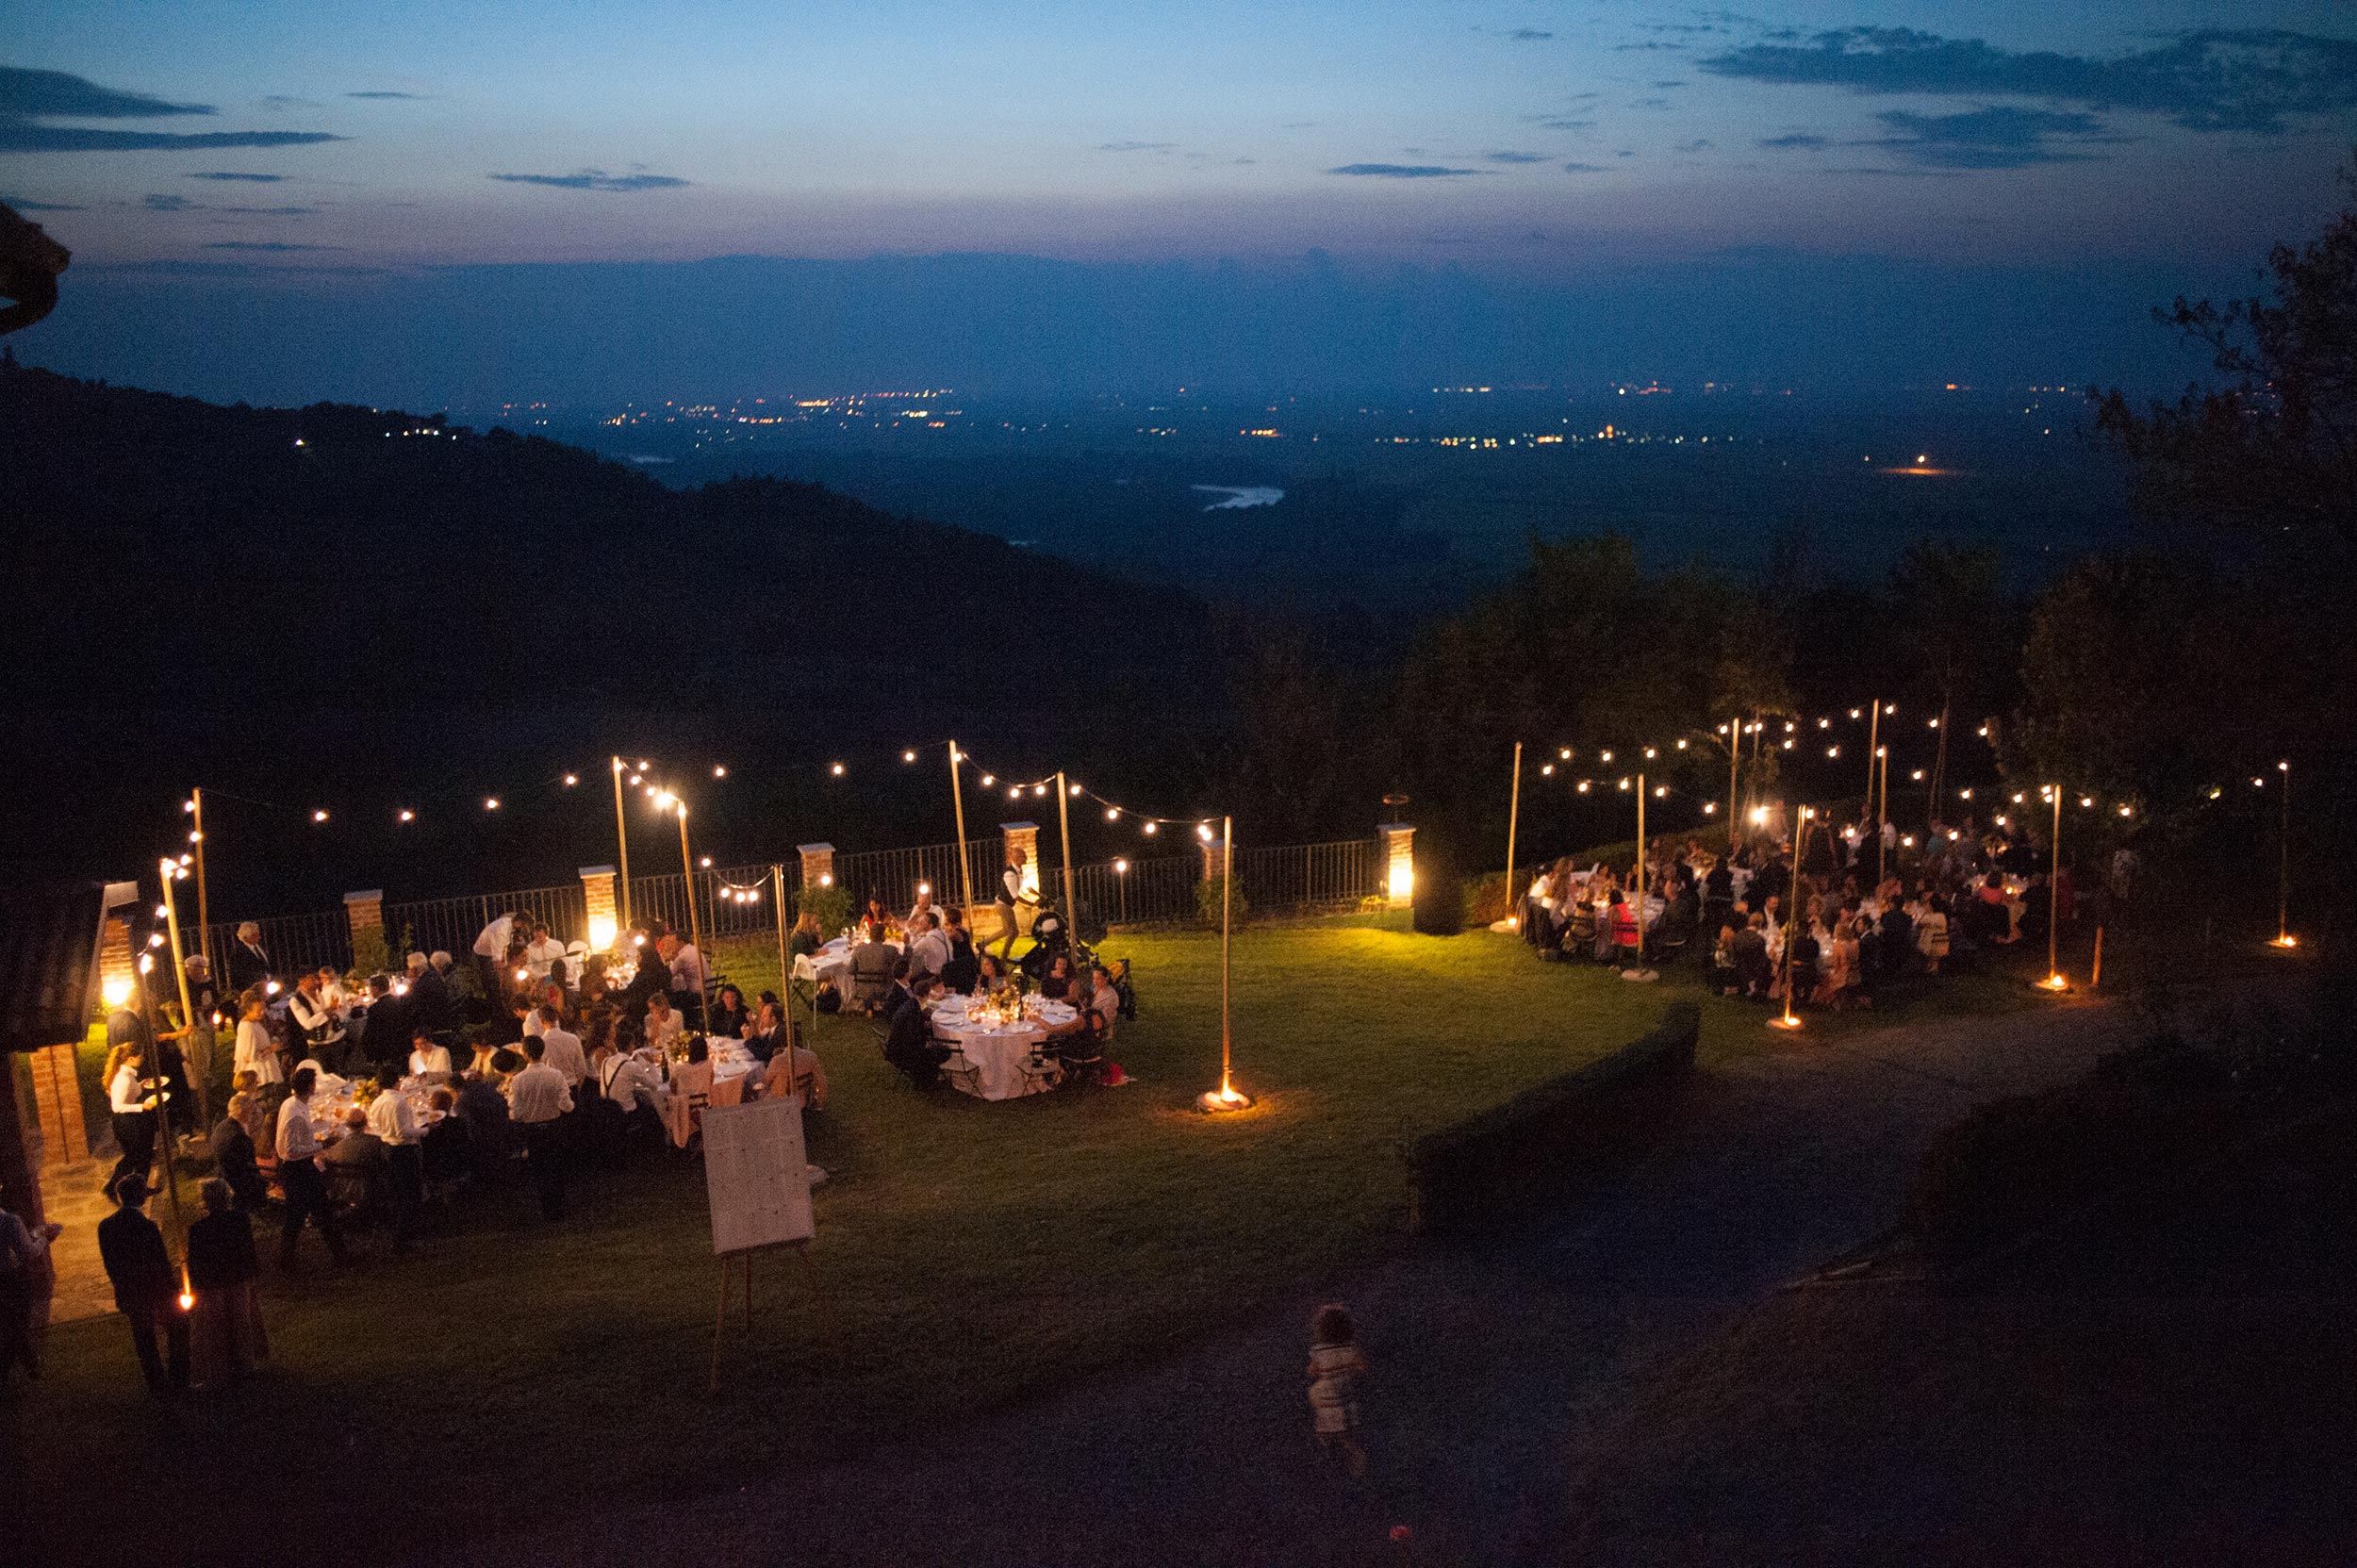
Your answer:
[343,888,383,949]
[797,843,836,891]
[27,1042,88,1167]
[579,865,618,949]
[98,914,136,1014]
[1378,823,1415,908]
[1197,832,1228,883]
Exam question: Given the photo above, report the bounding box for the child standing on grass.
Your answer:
[1307,1303,1369,1478]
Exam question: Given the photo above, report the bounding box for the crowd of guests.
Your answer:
[1522,809,2087,1011]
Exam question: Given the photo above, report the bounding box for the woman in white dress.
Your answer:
[231,994,283,1087]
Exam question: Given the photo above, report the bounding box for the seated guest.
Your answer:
[708,984,750,1040]
[323,1107,387,1170]
[881,983,951,1090]
[939,909,979,995]
[208,1098,268,1213]
[860,894,892,939]
[1732,913,1772,999]
[790,912,824,957]
[907,913,952,984]
[974,951,1014,996]
[879,958,919,1023]
[420,1087,472,1197]
[757,1022,829,1112]
[453,1067,516,1173]
[643,992,683,1054]
[577,950,608,1004]
[467,1039,500,1081]
[849,929,898,1014]
[599,1024,665,1119]
[1087,965,1121,1039]
[534,1006,587,1089]
[408,1029,453,1080]
[1039,952,1078,1002]
[742,998,786,1062]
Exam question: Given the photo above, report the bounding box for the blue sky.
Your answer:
[6,3,2356,400]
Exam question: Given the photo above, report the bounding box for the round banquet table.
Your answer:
[928,998,1077,1100]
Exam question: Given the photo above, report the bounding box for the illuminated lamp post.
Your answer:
[1198,815,1249,1113]
[1503,742,1523,930]
[2039,784,2069,990]
[948,740,974,913]
[609,757,635,932]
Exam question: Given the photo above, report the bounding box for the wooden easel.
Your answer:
[709,1236,821,1394]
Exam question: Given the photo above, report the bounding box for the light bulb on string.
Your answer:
[1576,781,1591,793]
[484,798,500,811]
[564,774,578,786]
[628,774,642,786]
[981,774,995,786]
[1653,785,1667,798]
[699,856,712,868]
[1033,784,1047,798]
[830,763,845,777]
[183,800,196,814]
[1113,858,1129,873]
[903,751,917,763]
[1197,823,1213,840]
[190,831,201,843]
[312,810,328,823]
[1675,738,1688,750]
[1541,764,1555,776]
[1600,750,1613,762]
[1849,708,1862,718]
[1105,807,1119,820]
[636,760,651,771]
[1884,703,1896,715]
[1618,778,1631,790]
[1819,718,1831,730]
[1069,783,1082,796]
[1143,822,1158,834]
[399,809,415,822]
[713,766,726,778]
[1009,787,1022,801]
[1559,747,1573,758]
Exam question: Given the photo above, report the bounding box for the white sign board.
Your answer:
[701,1096,814,1255]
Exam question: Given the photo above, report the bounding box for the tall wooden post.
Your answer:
[2276,761,2293,947]
[1220,815,1234,1097]
[2048,785,2064,984]
[1054,771,1079,932]
[1504,742,1523,927]
[158,860,208,1128]
[190,786,211,981]
[676,804,703,1019]
[1725,727,1740,851]
[948,740,974,912]
[610,757,635,932]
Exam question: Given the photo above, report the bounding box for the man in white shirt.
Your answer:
[907,911,951,982]
[505,1038,573,1221]
[535,1007,587,1087]
[522,923,569,985]
[601,1043,663,1120]
[643,993,682,1053]
[665,934,708,1027]
[365,1063,423,1250]
[272,1067,348,1269]
[472,912,516,1002]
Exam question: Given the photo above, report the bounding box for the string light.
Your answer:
[484,797,500,811]
[1541,764,1555,776]
[563,774,577,786]
[712,766,727,778]
[830,763,845,777]
[903,750,917,763]
[1144,822,1158,834]
[981,774,995,786]
[312,810,328,823]
[399,809,415,822]
[1105,807,1120,820]
[183,800,196,814]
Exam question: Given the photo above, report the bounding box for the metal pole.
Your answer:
[1504,742,1523,928]
[948,740,974,913]
[157,860,208,1129]
[1055,770,1080,937]
[610,757,634,933]
[677,805,704,1023]
[1220,814,1234,1097]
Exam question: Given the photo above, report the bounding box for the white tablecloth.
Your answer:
[792,937,901,999]
[929,998,1077,1100]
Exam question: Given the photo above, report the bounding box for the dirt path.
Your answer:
[420,999,2131,1568]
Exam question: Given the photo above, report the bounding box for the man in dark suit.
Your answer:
[881,985,950,1090]
[878,957,918,1024]
[405,953,454,1039]
[225,922,275,996]
[360,974,412,1067]
[96,1175,188,1393]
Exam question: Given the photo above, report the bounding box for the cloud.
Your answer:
[1699,26,2357,135]
[1507,28,1553,41]
[0,65,209,119]
[346,91,428,100]
[259,95,321,110]
[187,171,288,182]
[1614,41,1685,52]
[1327,163,1492,177]
[1534,118,1595,131]
[206,240,343,252]
[1095,140,1175,153]
[486,170,690,191]
[1483,150,1548,163]
[1653,79,1688,89]
[141,193,195,212]
[1756,132,1829,148]
[1676,138,1714,154]
[216,204,317,215]
[1562,161,1608,173]
[1864,106,2113,168]
[3,194,82,211]
[0,66,345,153]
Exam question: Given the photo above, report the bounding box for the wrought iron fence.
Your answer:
[378,884,587,966]
[825,838,1000,916]
[1233,838,1383,913]
[196,909,354,985]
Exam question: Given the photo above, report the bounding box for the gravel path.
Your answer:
[421,999,2131,1568]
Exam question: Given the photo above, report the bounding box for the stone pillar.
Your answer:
[797,843,836,891]
[343,888,383,953]
[1378,823,1415,908]
[579,865,618,949]
[97,914,136,1014]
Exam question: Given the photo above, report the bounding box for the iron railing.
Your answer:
[193,834,1394,977]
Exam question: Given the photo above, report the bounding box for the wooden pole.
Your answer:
[190,786,211,982]
[677,804,704,1022]
[157,860,209,1129]
[1220,815,1234,1098]
[133,940,193,1302]
[769,864,797,1098]
[1865,701,1880,817]
[1054,770,1080,936]
[1877,746,1890,884]
[611,758,635,933]
[1726,727,1740,851]
[2048,785,2064,983]
[2090,925,2104,990]
[2278,762,2292,946]
[1633,772,1647,971]
[948,741,974,914]
[1775,805,1807,1028]
[1504,742,1523,929]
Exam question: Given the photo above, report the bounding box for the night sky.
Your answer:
[7,3,2356,401]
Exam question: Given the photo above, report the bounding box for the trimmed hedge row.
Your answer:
[1399,1001,1701,1235]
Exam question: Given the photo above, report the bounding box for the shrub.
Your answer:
[350,925,390,979]
[1411,846,1462,935]
[798,882,851,937]
[1196,873,1248,929]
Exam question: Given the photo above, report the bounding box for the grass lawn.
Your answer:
[6,914,2051,1556]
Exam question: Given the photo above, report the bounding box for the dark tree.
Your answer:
[2090,159,2357,540]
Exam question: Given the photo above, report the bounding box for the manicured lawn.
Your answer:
[6,914,2049,1556]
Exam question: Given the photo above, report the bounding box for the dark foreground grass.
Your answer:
[5,915,2048,1558]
